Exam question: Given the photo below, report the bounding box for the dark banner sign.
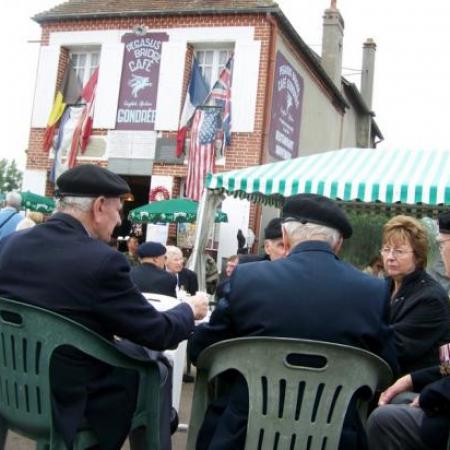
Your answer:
[268,52,304,160]
[116,32,169,130]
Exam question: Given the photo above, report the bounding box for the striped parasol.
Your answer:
[207,148,450,207]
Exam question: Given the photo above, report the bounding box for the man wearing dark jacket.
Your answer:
[368,211,450,450]
[238,217,285,264]
[130,242,177,297]
[189,193,398,450]
[0,164,208,450]
[165,245,199,296]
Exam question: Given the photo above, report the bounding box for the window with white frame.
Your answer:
[70,49,100,87]
[195,48,233,89]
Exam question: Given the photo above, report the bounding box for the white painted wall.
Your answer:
[217,196,250,271]
[22,169,47,195]
[33,26,261,134]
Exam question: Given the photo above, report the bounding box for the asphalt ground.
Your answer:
[4,376,195,450]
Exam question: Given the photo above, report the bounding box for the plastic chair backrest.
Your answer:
[187,337,393,450]
[0,297,161,449]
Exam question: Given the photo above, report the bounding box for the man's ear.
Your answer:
[333,236,344,254]
[91,196,105,222]
[282,225,291,254]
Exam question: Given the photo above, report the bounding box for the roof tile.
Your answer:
[34,0,278,22]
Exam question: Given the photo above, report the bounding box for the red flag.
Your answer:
[185,108,218,201]
[176,126,188,158]
[67,68,99,167]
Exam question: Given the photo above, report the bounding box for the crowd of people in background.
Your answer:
[3,166,450,450]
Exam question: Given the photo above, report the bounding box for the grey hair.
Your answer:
[165,245,183,259]
[6,192,22,209]
[282,221,341,248]
[56,196,94,213]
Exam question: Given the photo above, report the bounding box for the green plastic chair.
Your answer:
[187,337,393,450]
[0,297,161,450]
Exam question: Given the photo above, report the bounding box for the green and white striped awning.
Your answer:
[206,148,450,207]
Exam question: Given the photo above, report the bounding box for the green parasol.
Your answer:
[20,191,55,214]
[128,198,228,224]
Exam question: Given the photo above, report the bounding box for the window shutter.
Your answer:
[154,41,187,131]
[232,41,261,133]
[94,43,125,129]
[31,45,60,128]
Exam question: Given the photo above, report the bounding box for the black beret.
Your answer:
[264,218,282,240]
[281,193,353,239]
[137,242,166,258]
[438,211,450,234]
[56,164,130,197]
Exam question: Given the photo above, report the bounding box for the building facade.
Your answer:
[25,0,382,260]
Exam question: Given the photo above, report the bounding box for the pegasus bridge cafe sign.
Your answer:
[115,32,169,130]
[268,52,304,160]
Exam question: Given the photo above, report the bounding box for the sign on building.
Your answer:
[116,32,169,130]
[268,52,304,160]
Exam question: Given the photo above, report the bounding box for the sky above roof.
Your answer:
[1,0,449,168]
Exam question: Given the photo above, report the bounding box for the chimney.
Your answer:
[360,38,377,110]
[321,0,344,88]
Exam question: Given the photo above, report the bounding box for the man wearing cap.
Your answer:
[130,241,177,297]
[0,164,208,450]
[189,193,397,450]
[367,211,450,450]
[239,217,285,263]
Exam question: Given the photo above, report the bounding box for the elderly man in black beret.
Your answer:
[189,193,397,450]
[367,211,450,450]
[240,217,285,263]
[130,242,178,298]
[0,164,208,450]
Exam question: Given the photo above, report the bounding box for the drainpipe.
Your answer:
[252,13,278,252]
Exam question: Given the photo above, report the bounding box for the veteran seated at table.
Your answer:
[130,241,177,298]
[189,193,397,450]
[0,164,208,450]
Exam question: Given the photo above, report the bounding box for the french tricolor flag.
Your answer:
[176,58,209,157]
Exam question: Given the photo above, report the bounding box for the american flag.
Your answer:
[185,108,220,201]
[208,55,233,146]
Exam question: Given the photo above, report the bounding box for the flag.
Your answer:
[50,105,84,182]
[176,58,209,157]
[80,67,99,153]
[185,108,220,201]
[42,61,82,152]
[207,55,233,147]
[66,68,99,168]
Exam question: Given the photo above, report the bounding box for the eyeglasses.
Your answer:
[380,247,414,258]
[437,238,450,250]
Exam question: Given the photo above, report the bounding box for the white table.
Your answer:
[143,293,187,412]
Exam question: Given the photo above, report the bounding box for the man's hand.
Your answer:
[379,374,413,405]
[186,292,209,320]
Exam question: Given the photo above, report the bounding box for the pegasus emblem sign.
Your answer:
[128,74,152,98]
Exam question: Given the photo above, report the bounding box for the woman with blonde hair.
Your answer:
[381,215,450,374]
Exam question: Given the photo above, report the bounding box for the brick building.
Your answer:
[24,0,382,260]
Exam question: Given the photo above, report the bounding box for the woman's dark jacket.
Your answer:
[388,269,450,374]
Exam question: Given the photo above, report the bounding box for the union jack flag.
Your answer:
[185,108,220,201]
[208,55,233,147]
